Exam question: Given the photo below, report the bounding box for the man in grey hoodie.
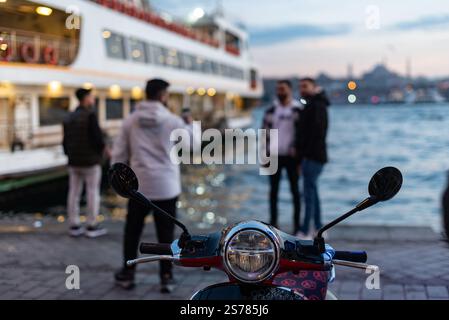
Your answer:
[112,79,193,293]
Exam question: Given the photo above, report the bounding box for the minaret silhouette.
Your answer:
[347,63,353,80]
[406,58,412,81]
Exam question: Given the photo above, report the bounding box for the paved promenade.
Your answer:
[0,215,448,300]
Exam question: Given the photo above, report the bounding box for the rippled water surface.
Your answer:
[184,103,449,231]
[3,104,449,231]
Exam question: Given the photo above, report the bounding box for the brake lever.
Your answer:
[127,255,175,267]
[333,259,379,271]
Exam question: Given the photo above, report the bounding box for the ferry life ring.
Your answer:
[21,43,39,63]
[0,41,12,61]
[43,46,58,65]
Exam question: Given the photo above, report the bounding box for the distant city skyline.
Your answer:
[151,0,449,78]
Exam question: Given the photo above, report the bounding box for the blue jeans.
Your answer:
[301,159,324,234]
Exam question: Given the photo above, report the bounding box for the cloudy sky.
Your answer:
[151,0,449,78]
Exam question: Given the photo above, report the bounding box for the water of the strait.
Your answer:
[2,103,448,232]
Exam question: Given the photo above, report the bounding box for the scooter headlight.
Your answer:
[223,223,280,283]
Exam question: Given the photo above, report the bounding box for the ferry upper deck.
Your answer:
[0,0,263,151]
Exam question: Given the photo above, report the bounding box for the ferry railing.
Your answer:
[0,121,33,152]
[92,0,222,50]
[0,27,79,66]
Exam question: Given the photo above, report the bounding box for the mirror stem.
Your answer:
[130,190,191,247]
[314,197,378,252]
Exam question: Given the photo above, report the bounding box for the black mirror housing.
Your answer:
[368,167,403,202]
[108,163,139,198]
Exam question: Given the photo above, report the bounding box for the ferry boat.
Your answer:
[0,0,263,204]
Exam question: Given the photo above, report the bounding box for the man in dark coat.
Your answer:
[297,77,330,238]
[63,88,107,238]
[443,176,449,241]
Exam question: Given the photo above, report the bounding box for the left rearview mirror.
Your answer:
[108,163,139,198]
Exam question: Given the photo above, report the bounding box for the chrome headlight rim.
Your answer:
[222,221,281,284]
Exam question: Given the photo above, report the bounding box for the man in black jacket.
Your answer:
[63,88,107,238]
[297,78,330,238]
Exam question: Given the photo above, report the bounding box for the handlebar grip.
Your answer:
[139,243,173,255]
[334,251,367,263]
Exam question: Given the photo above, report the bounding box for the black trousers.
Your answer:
[269,156,301,233]
[123,197,177,279]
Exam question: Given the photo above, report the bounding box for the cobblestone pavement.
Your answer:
[0,217,448,300]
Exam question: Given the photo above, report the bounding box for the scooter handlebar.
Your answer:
[140,243,173,255]
[334,251,367,263]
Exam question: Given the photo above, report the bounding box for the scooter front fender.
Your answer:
[190,283,306,301]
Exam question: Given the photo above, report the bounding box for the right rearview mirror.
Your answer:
[368,167,403,202]
[315,166,403,251]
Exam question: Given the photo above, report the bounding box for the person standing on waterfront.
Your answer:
[442,175,449,241]
[112,79,193,293]
[63,88,108,238]
[262,80,303,234]
[297,78,330,238]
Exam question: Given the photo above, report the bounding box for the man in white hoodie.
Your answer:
[112,79,192,293]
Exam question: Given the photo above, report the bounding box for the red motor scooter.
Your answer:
[109,164,402,300]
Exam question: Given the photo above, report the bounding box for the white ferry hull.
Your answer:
[0,0,263,184]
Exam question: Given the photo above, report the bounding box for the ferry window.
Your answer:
[166,49,180,68]
[128,38,146,63]
[38,97,70,126]
[144,43,153,64]
[161,47,170,65]
[231,68,237,79]
[221,64,229,77]
[105,32,127,60]
[182,54,195,71]
[231,67,242,79]
[177,52,186,69]
[203,60,212,74]
[105,99,124,120]
[196,57,205,73]
[225,31,241,52]
[250,69,258,88]
[152,45,166,65]
[130,99,142,113]
[211,62,221,75]
[235,68,241,79]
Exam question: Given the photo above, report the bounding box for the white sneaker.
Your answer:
[295,231,313,240]
[85,225,108,238]
[69,225,85,237]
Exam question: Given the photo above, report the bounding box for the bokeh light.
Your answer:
[348,81,357,91]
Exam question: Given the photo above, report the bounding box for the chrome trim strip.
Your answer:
[126,255,174,266]
[333,260,379,271]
